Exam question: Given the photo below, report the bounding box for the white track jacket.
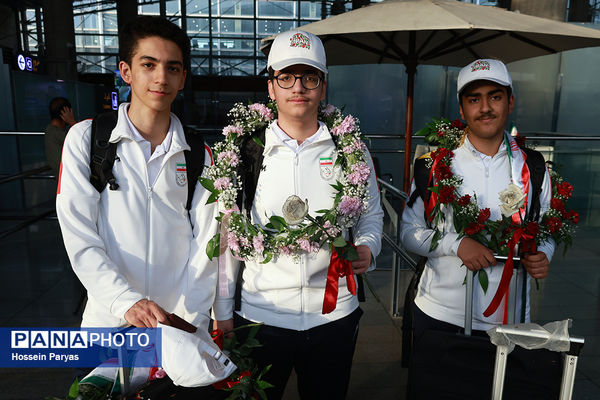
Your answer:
[213,122,384,330]
[56,104,218,328]
[401,133,555,331]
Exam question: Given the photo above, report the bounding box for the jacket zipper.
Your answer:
[293,151,306,315]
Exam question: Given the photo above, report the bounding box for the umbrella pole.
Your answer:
[403,68,415,194]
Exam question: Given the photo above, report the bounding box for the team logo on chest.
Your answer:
[319,157,333,180]
[176,163,187,186]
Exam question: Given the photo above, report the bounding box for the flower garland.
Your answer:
[201,102,371,264]
[416,118,578,293]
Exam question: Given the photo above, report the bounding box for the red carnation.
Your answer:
[551,198,565,211]
[477,208,491,223]
[457,194,471,207]
[525,221,540,236]
[465,222,483,236]
[438,186,456,204]
[435,163,453,180]
[546,217,563,233]
[566,210,579,224]
[451,119,465,129]
[437,130,444,137]
[435,148,452,160]
[557,182,573,199]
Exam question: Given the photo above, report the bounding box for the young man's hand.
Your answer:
[213,319,234,337]
[521,251,549,279]
[457,237,497,271]
[352,245,372,274]
[124,299,168,327]
[60,107,77,126]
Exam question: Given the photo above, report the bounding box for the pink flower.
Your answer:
[279,245,293,256]
[338,195,363,217]
[347,162,370,185]
[322,104,337,117]
[214,177,231,190]
[240,236,250,248]
[297,238,311,252]
[323,220,341,237]
[217,150,240,166]
[310,242,320,252]
[249,103,275,120]
[331,115,356,136]
[227,232,240,253]
[222,125,243,136]
[253,233,264,254]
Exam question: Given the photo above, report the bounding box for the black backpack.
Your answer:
[88,111,205,211]
[401,144,547,367]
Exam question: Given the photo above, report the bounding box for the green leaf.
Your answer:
[206,233,220,260]
[266,215,287,231]
[199,177,215,192]
[478,269,489,294]
[340,245,358,261]
[333,235,347,248]
[252,136,265,148]
[206,191,219,205]
[67,379,79,400]
[316,209,329,214]
[260,252,273,264]
[414,126,430,137]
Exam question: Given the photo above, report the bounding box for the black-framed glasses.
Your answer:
[272,72,323,90]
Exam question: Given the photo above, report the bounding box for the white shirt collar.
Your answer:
[270,120,325,153]
[124,105,174,162]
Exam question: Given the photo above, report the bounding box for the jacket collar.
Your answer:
[109,103,190,153]
[461,131,509,159]
[263,120,333,156]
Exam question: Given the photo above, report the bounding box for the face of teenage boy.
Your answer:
[119,36,187,115]
[459,80,514,143]
[268,64,326,121]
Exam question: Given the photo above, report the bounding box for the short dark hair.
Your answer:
[49,97,71,120]
[459,81,512,106]
[119,16,190,69]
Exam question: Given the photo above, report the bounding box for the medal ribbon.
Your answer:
[322,243,357,314]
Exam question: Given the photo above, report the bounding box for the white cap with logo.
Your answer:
[267,30,327,74]
[457,59,513,97]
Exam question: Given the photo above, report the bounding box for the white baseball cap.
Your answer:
[267,30,327,74]
[159,322,237,387]
[457,59,513,98]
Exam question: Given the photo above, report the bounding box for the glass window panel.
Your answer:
[169,16,182,27]
[256,58,267,75]
[139,2,159,14]
[256,19,296,35]
[214,58,255,76]
[102,13,118,31]
[188,0,209,16]
[103,35,119,51]
[300,1,321,19]
[212,0,254,16]
[257,0,296,18]
[212,39,255,56]
[166,0,180,15]
[187,18,210,34]
[213,19,254,36]
[82,14,99,29]
[191,57,210,75]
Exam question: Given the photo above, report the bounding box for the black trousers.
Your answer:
[234,307,363,400]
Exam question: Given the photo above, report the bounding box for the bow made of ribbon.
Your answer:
[322,243,358,314]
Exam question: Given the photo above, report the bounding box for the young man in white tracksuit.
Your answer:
[57,16,218,331]
[400,59,555,396]
[212,30,383,399]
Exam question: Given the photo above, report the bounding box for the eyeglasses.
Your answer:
[272,72,323,90]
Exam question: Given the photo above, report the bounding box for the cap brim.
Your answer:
[457,78,513,98]
[270,58,327,74]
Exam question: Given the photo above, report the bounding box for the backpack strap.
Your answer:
[522,147,546,222]
[90,111,119,192]
[236,128,267,211]
[183,130,206,211]
[407,155,432,208]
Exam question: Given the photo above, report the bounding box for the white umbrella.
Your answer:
[261,0,600,191]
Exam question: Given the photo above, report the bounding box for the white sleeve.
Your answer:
[352,148,384,271]
[56,121,144,320]
[400,180,462,258]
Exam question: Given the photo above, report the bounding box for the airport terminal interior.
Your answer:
[0,0,600,398]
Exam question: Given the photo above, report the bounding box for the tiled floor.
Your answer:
[0,218,598,399]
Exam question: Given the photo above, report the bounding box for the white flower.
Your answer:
[498,183,526,217]
[281,195,309,225]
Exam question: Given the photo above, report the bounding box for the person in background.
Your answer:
[45,97,77,176]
